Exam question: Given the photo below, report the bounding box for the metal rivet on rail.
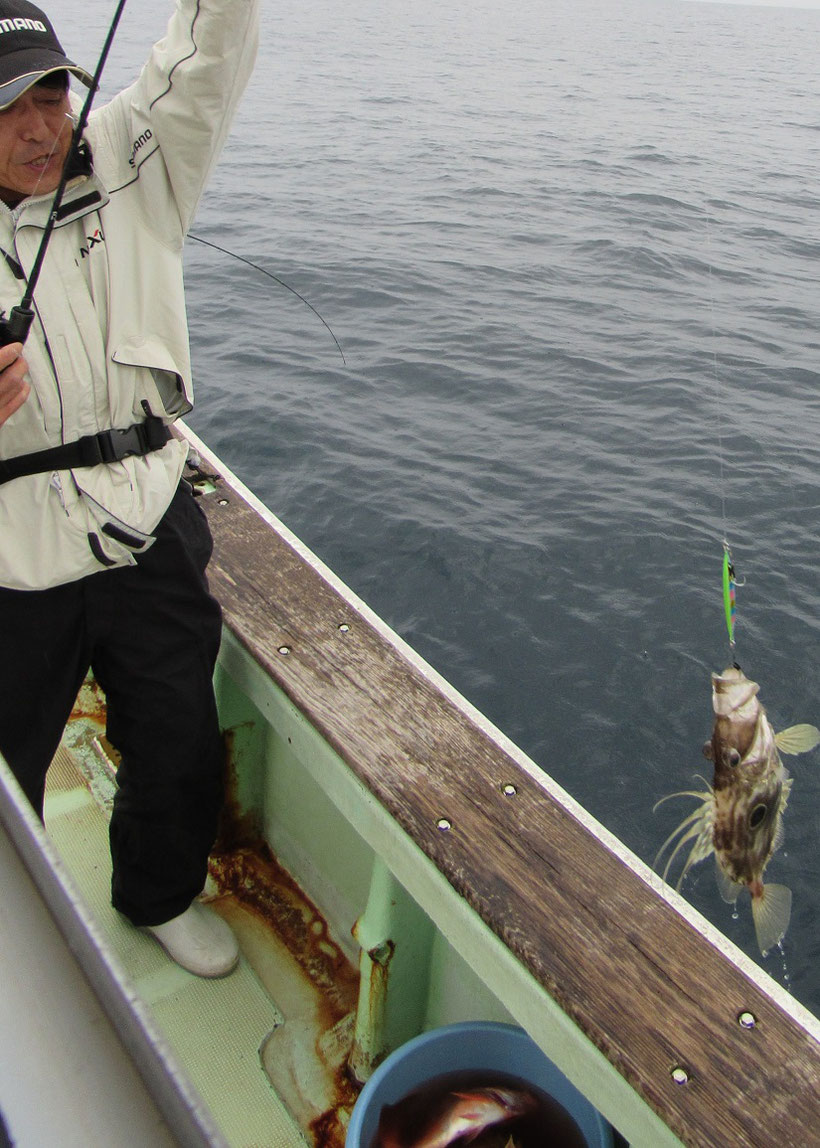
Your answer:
[738,1011,757,1030]
[436,818,452,832]
[670,1066,689,1085]
[338,623,350,633]
[278,646,291,656]
[502,783,517,797]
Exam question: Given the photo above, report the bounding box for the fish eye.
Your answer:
[749,803,768,829]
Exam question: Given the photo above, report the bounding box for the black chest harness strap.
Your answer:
[0,413,172,486]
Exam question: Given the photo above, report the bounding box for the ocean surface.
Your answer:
[54,0,820,1016]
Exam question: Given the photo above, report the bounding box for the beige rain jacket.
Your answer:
[0,0,259,589]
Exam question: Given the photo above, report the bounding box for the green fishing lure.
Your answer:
[722,543,737,648]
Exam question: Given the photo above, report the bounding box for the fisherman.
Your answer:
[0,0,259,977]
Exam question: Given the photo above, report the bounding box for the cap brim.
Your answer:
[0,60,93,110]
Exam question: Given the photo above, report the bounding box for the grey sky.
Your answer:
[684,0,820,7]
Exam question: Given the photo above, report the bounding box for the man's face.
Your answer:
[0,80,71,207]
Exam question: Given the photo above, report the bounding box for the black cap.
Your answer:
[0,0,92,109]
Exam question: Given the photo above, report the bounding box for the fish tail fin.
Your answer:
[751,883,792,955]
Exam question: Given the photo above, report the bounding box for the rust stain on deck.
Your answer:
[210,735,363,1142]
[309,1091,359,1148]
[210,737,363,1141]
[212,728,358,1011]
[214,725,262,850]
[209,843,363,1143]
[70,677,108,728]
[210,843,358,1012]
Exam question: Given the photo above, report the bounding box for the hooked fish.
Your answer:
[374,1085,536,1148]
[655,665,819,955]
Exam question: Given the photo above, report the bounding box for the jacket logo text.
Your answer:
[129,130,153,168]
[80,229,105,258]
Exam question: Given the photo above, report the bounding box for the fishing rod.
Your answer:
[188,232,347,366]
[0,0,128,348]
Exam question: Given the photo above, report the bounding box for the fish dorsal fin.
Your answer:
[774,724,820,755]
[715,862,744,904]
[751,884,792,955]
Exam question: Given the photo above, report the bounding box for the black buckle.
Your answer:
[78,425,144,466]
[78,418,168,466]
[105,424,148,461]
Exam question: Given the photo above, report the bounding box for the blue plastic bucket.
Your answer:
[346,1020,613,1147]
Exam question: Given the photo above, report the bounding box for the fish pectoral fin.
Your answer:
[715,862,744,904]
[774,724,820,755]
[751,883,792,955]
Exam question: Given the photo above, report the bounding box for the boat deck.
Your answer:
[44,695,358,1148]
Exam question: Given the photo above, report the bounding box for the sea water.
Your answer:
[52,0,820,1017]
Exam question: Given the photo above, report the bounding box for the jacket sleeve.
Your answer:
[89,0,260,239]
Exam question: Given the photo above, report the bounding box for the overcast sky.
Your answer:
[684,0,820,7]
[701,1,820,6]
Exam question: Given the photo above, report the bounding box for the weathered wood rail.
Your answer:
[191,437,820,1148]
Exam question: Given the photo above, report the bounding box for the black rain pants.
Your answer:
[0,482,224,927]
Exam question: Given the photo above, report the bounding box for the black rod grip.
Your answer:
[0,305,34,347]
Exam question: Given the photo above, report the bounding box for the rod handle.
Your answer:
[0,306,34,347]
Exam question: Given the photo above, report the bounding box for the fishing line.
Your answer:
[187,233,347,366]
[704,223,727,534]
[0,0,129,347]
[704,209,743,657]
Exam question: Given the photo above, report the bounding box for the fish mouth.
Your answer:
[712,667,760,717]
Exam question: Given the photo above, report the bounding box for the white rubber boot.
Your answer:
[146,901,239,978]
